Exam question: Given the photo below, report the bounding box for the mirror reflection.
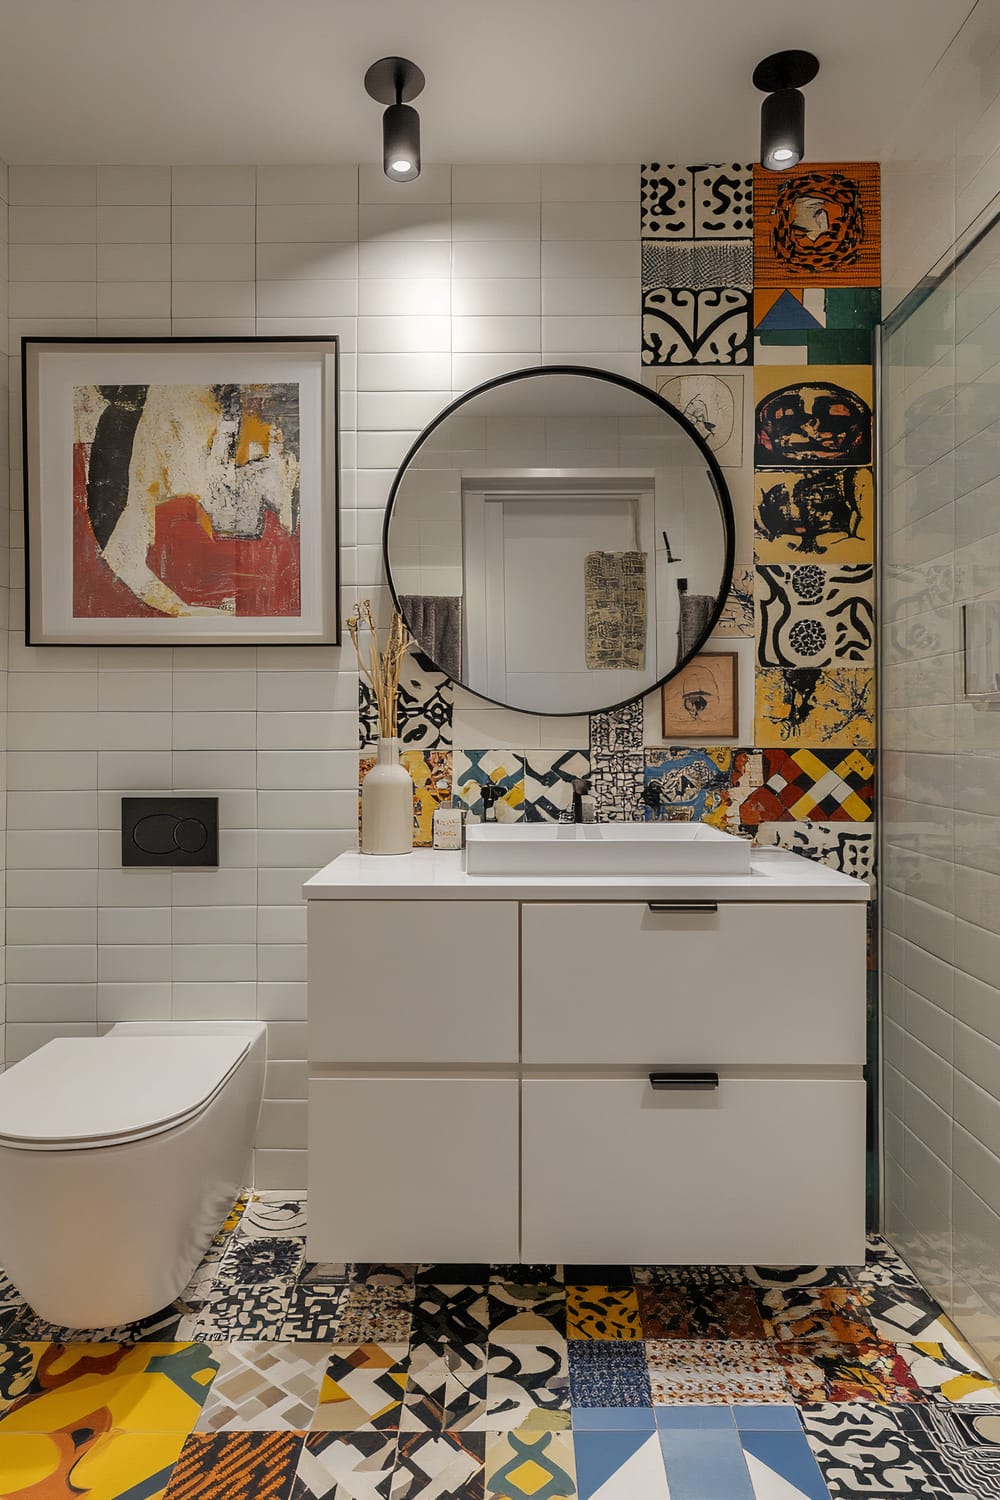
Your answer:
[384,367,734,716]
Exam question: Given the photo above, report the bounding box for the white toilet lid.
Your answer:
[0,1035,251,1150]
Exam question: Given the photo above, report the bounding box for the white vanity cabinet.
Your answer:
[306,849,870,1267]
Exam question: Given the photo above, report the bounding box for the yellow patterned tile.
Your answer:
[0,1428,186,1500]
[0,1344,218,1435]
[566,1288,642,1341]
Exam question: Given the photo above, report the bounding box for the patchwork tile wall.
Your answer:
[367,163,881,904]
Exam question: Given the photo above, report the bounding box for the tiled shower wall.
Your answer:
[0,161,7,1070]
[881,1,1000,1373]
[2,160,879,1184]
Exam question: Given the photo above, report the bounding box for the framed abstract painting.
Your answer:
[22,336,340,645]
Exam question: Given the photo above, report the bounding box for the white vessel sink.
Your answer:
[464,821,752,877]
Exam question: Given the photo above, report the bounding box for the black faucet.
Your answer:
[480,783,503,821]
[571,778,592,823]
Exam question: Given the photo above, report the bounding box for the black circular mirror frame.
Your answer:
[382,363,737,718]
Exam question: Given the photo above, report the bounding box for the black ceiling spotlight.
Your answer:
[753,50,819,172]
[364,56,425,182]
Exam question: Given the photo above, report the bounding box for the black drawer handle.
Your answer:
[647,901,718,914]
[649,1071,720,1090]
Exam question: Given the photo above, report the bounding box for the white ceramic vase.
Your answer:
[362,737,414,855]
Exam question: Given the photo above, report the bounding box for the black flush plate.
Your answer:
[122,797,219,867]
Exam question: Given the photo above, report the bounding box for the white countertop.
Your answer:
[304,846,871,902]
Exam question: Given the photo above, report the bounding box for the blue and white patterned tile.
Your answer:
[568,1341,652,1409]
[452,751,524,822]
[522,751,591,823]
[574,1429,668,1499]
[739,1428,830,1498]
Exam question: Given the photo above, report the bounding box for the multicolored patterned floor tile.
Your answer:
[220,1237,307,1285]
[187,1280,293,1341]
[8,1304,188,1344]
[565,1289,641,1342]
[195,1342,330,1431]
[0,1427,190,1500]
[645,1339,791,1405]
[800,1402,954,1499]
[390,1431,485,1500]
[310,1345,409,1433]
[745,1263,856,1290]
[637,1286,765,1340]
[897,1331,1000,1405]
[567,1343,651,1410]
[0,1342,219,1432]
[401,1343,487,1433]
[856,1236,923,1292]
[212,1193,249,1247]
[488,1281,565,1343]
[280,1285,350,1341]
[573,1427,666,1498]
[486,1339,570,1431]
[631,1264,745,1289]
[237,1195,308,1239]
[411,1287,488,1349]
[292,1431,397,1500]
[775,1338,924,1404]
[757,1288,877,1345]
[336,1289,413,1346]
[164,1430,304,1500]
[486,1426,577,1499]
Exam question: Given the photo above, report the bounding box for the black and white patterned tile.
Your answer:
[642,240,752,367]
[220,1237,307,1286]
[238,1193,308,1238]
[755,821,875,882]
[361,651,454,753]
[801,1402,953,1499]
[641,163,754,238]
[185,1279,294,1341]
[521,751,591,822]
[590,752,645,821]
[756,563,875,669]
[589,700,644,754]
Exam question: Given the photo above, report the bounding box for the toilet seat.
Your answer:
[0,1034,251,1150]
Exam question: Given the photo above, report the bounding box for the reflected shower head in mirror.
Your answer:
[383,365,735,718]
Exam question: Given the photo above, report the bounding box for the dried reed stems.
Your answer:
[346,599,412,740]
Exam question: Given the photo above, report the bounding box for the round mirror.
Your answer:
[383,365,735,716]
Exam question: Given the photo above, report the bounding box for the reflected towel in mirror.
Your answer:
[399,594,463,681]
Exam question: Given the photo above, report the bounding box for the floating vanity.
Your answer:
[305,842,869,1268]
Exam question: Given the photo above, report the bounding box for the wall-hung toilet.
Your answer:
[0,1020,265,1329]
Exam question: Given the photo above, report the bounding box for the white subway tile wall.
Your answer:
[3,162,640,1179]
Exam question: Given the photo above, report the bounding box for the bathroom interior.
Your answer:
[0,1,997,1497]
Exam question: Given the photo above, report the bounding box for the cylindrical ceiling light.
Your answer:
[364,56,425,182]
[752,50,819,171]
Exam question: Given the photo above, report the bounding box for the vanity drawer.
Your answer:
[521,1076,866,1266]
[309,900,518,1064]
[521,900,866,1065]
[308,1076,519,1262]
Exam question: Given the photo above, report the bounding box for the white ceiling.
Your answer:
[0,0,976,166]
